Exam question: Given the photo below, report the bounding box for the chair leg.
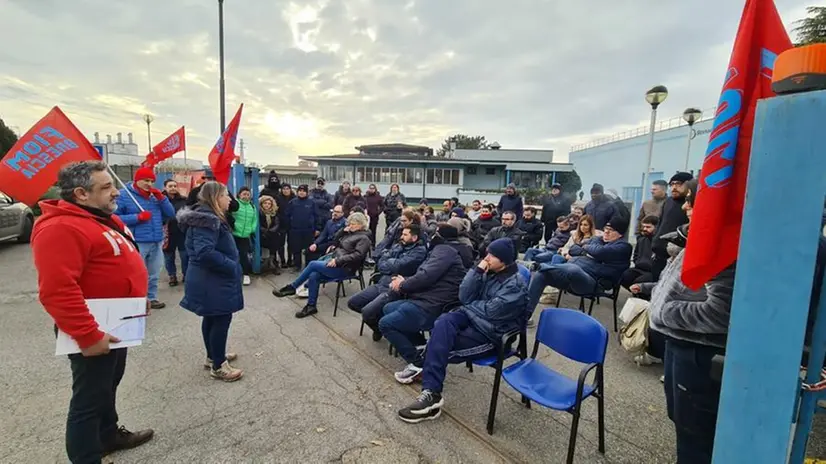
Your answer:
[334,282,342,317]
[359,276,365,290]
[567,403,582,464]
[341,284,347,298]
[486,366,504,435]
[555,289,563,307]
[597,377,606,454]
[587,298,596,316]
[578,297,585,312]
[465,361,473,373]
[612,298,618,332]
[359,320,365,337]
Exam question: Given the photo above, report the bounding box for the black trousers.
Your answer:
[289,230,314,270]
[369,214,380,245]
[274,230,288,264]
[66,348,127,464]
[620,267,655,291]
[543,221,557,243]
[234,236,252,275]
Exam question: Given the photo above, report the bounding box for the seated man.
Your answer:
[527,217,632,311]
[379,224,469,384]
[273,213,372,318]
[523,215,571,263]
[307,205,346,262]
[349,224,428,340]
[470,205,500,246]
[620,214,658,292]
[516,207,544,252]
[374,209,419,258]
[397,238,528,423]
[479,211,525,256]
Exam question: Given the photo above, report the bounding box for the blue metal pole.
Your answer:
[249,166,261,274]
[505,169,510,186]
[551,171,557,187]
[713,90,826,463]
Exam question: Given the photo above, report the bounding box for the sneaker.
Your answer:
[243,275,251,286]
[210,360,243,382]
[526,318,535,328]
[168,275,178,287]
[295,305,318,319]
[296,284,309,298]
[634,353,663,366]
[394,363,423,384]
[659,375,665,384]
[272,285,296,297]
[539,294,556,305]
[149,300,166,310]
[397,390,444,423]
[203,353,238,369]
[102,425,154,454]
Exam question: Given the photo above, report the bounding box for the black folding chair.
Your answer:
[328,267,365,317]
[555,278,622,332]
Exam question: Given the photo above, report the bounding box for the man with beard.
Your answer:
[479,211,525,256]
[516,206,544,251]
[620,214,658,293]
[467,200,483,222]
[470,205,501,247]
[650,172,693,279]
[540,183,572,241]
[162,179,189,286]
[497,183,524,219]
[636,179,668,235]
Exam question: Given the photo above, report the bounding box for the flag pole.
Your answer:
[106,164,145,212]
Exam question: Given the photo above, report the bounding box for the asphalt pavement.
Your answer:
[0,234,823,463]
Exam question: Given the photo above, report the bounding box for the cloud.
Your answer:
[0,0,812,165]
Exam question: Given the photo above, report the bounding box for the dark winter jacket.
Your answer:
[330,229,372,273]
[259,209,280,249]
[334,186,352,206]
[310,188,334,230]
[374,217,404,257]
[341,194,367,216]
[584,197,616,230]
[497,193,524,219]
[480,226,525,256]
[375,239,428,285]
[517,218,544,250]
[397,243,467,317]
[259,171,282,199]
[471,216,501,245]
[441,239,475,269]
[365,191,384,218]
[287,196,317,232]
[435,211,452,223]
[608,196,632,237]
[565,237,632,283]
[178,206,244,316]
[459,264,529,343]
[544,228,571,253]
[632,234,655,272]
[276,192,295,230]
[652,197,689,256]
[164,192,188,247]
[383,192,406,222]
[541,193,573,223]
[115,183,176,243]
[314,216,347,251]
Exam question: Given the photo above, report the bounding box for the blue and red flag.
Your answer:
[682,0,792,289]
[207,104,243,185]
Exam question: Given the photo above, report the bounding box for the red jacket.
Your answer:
[32,200,148,349]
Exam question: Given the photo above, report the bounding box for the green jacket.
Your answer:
[232,200,258,238]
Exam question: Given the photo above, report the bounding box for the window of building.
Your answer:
[485,167,496,175]
[466,166,477,175]
[380,167,390,183]
[424,168,461,185]
[390,167,400,183]
[510,171,549,189]
[356,167,365,183]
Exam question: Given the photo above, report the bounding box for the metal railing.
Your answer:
[570,106,718,152]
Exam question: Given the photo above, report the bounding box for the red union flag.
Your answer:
[681,0,792,290]
[142,126,186,167]
[0,107,100,206]
[208,104,243,185]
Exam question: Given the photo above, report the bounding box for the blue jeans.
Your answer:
[379,300,437,364]
[551,254,567,264]
[527,263,596,312]
[290,260,349,306]
[137,242,163,300]
[350,284,394,326]
[202,314,233,369]
[163,240,188,279]
[422,312,494,393]
[524,248,556,263]
[664,338,723,464]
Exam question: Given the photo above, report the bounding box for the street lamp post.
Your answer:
[142,114,154,151]
[642,85,668,201]
[218,0,226,131]
[682,107,703,172]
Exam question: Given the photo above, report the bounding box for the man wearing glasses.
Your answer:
[478,211,525,257]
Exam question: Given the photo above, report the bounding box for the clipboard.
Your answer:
[55,297,147,356]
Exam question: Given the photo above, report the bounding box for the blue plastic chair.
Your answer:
[491,308,608,464]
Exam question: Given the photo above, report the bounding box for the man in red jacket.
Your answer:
[32,161,154,463]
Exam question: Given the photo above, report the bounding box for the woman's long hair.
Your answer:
[198,181,228,221]
[574,214,596,243]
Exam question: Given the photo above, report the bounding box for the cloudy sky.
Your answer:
[0,0,812,165]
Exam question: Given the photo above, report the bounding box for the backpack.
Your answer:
[619,306,650,355]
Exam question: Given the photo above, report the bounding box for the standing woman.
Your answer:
[178,181,244,382]
[258,195,281,274]
[364,183,383,244]
[383,183,406,229]
[231,187,258,286]
[275,184,295,268]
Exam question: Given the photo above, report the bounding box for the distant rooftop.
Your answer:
[355,143,433,156]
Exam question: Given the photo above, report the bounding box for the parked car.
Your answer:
[0,191,33,243]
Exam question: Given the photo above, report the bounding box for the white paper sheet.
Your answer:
[55,298,147,356]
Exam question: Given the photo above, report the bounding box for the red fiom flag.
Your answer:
[142,126,186,167]
[0,107,101,206]
[681,0,792,290]
[207,104,243,185]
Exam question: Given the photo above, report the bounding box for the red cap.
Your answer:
[134,167,156,182]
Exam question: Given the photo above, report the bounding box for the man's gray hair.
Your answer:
[58,161,110,201]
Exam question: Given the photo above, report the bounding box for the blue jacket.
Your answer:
[287,196,318,232]
[314,216,346,250]
[567,237,632,283]
[497,193,524,219]
[177,206,244,316]
[544,228,571,252]
[398,243,467,316]
[459,264,529,343]
[584,198,616,230]
[376,239,428,285]
[310,188,334,230]
[115,183,175,243]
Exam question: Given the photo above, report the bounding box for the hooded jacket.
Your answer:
[334,186,352,206]
[341,194,367,216]
[375,238,428,285]
[163,192,188,246]
[115,182,176,243]
[447,217,475,248]
[517,217,544,250]
[541,192,573,223]
[497,185,524,219]
[374,216,404,257]
[258,195,280,248]
[310,187,334,230]
[544,228,572,253]
[565,236,632,283]
[331,228,372,273]
[260,171,282,199]
[177,206,244,316]
[383,191,406,222]
[459,264,529,343]
[32,200,148,349]
[398,243,467,316]
[584,196,616,230]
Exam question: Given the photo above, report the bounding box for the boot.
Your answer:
[272,285,296,297]
[168,275,178,287]
[102,426,154,454]
[295,305,318,319]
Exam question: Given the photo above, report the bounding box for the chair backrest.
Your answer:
[536,308,608,364]
[517,263,531,284]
